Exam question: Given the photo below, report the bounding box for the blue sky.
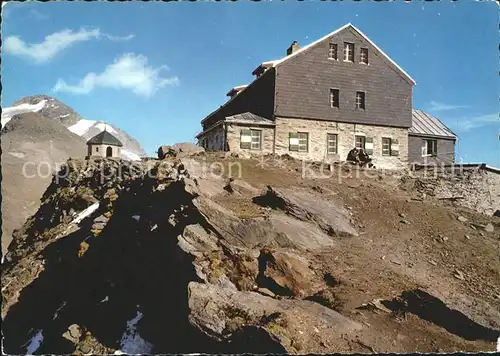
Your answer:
[2,0,499,165]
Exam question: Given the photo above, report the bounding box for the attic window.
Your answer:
[360,48,368,64]
[328,43,338,60]
[343,42,354,62]
[329,88,339,108]
[356,91,365,110]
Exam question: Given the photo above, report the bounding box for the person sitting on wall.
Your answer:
[358,148,373,168]
[346,147,360,164]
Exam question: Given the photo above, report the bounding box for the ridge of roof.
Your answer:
[272,23,416,85]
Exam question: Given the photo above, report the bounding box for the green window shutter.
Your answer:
[289,132,299,152]
[365,136,374,155]
[391,138,399,156]
[240,129,251,149]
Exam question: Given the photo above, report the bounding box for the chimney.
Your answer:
[286,41,300,56]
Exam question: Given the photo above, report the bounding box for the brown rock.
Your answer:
[260,249,325,298]
[484,223,494,233]
[454,269,465,281]
[78,241,89,257]
[254,186,358,237]
[257,287,276,298]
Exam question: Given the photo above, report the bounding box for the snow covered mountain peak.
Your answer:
[1,100,47,127]
[2,95,146,161]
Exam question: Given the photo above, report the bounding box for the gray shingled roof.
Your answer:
[410,109,457,139]
[87,130,123,147]
[225,112,275,125]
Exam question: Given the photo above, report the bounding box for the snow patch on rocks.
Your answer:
[1,100,47,127]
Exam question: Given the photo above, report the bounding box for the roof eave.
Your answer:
[408,132,457,140]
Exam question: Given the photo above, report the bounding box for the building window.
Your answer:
[329,88,339,108]
[96,146,99,152]
[355,135,366,150]
[251,130,262,150]
[327,134,338,154]
[360,48,368,64]
[240,129,261,150]
[289,132,308,152]
[422,139,438,157]
[382,138,391,156]
[328,43,338,60]
[298,132,309,152]
[343,42,354,62]
[356,91,365,109]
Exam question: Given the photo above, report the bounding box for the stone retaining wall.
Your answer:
[405,165,500,216]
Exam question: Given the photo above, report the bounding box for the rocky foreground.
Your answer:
[2,153,499,354]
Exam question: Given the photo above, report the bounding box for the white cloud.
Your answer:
[452,113,498,132]
[101,33,135,41]
[53,53,179,98]
[4,28,134,63]
[427,101,470,112]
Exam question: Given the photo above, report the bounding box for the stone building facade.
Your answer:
[274,117,408,169]
[196,24,455,169]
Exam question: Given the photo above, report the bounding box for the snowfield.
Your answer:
[95,122,116,133]
[1,100,47,127]
[121,149,142,161]
[68,119,97,136]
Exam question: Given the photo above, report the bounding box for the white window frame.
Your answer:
[250,129,262,150]
[328,43,338,60]
[355,135,366,150]
[329,88,339,108]
[360,48,368,64]
[343,42,354,62]
[382,137,391,156]
[356,91,366,110]
[327,133,338,154]
[298,132,309,152]
[422,139,438,157]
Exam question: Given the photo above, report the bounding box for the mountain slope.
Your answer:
[1,112,87,252]
[2,155,499,354]
[6,95,146,160]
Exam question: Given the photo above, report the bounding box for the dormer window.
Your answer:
[328,43,338,60]
[360,48,368,64]
[343,42,354,62]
